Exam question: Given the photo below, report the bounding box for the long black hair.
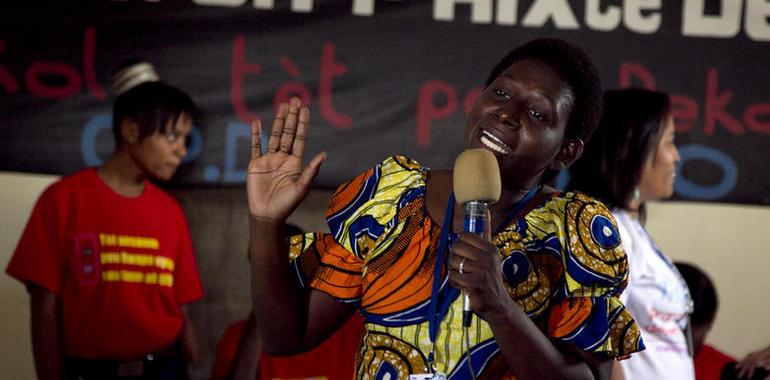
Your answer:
[569,88,671,213]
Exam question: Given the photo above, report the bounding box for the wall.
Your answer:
[0,172,58,380]
[646,202,770,359]
[2,171,768,379]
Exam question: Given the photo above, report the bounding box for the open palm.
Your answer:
[247,97,326,222]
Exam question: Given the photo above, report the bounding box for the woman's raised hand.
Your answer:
[247,97,326,223]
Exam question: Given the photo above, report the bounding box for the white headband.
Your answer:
[112,62,160,95]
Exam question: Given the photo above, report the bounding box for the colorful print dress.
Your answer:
[288,156,644,379]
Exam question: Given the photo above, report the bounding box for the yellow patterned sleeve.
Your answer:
[512,192,645,358]
[289,156,427,303]
[549,193,644,358]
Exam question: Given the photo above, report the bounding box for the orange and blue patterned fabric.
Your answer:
[288,156,644,379]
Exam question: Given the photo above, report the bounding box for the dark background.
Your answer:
[2,0,769,204]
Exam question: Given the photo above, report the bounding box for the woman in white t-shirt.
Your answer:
[569,88,693,380]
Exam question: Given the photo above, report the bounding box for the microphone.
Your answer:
[453,149,501,327]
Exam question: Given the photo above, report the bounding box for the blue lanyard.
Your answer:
[427,192,457,350]
[426,185,542,366]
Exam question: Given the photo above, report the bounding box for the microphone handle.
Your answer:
[462,201,488,327]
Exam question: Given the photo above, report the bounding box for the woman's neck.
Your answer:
[622,205,642,221]
[426,169,546,233]
[488,186,537,222]
[97,150,147,197]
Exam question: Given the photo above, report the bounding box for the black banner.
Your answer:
[1,1,769,204]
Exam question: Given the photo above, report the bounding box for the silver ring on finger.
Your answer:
[459,259,465,274]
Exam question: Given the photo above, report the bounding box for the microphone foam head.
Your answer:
[453,149,501,204]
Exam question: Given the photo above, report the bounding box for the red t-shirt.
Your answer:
[6,168,203,360]
[694,344,736,380]
[211,313,365,380]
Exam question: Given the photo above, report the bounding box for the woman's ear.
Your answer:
[550,139,584,170]
[120,119,140,145]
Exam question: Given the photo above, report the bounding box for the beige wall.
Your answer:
[646,202,770,359]
[1,171,58,380]
[2,171,768,379]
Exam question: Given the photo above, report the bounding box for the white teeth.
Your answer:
[481,136,506,153]
[480,130,510,154]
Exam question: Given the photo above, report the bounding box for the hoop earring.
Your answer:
[632,188,640,202]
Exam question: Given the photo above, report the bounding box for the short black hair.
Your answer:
[112,81,199,146]
[485,38,603,143]
[675,262,718,328]
[569,88,671,211]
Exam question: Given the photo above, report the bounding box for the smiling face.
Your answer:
[126,112,192,181]
[638,115,679,202]
[463,58,577,190]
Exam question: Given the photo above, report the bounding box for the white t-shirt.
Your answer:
[614,210,695,380]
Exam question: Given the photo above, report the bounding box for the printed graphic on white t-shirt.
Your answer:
[614,210,695,380]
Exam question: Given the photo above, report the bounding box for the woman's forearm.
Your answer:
[180,305,199,365]
[249,218,309,354]
[30,286,62,380]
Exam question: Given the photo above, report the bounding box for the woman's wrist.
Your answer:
[482,295,518,328]
[249,215,286,230]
